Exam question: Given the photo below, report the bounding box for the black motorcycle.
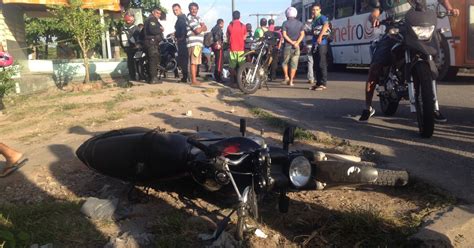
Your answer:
[76,119,408,240]
[237,32,279,94]
[376,3,453,138]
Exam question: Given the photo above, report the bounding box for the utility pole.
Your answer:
[231,0,235,13]
[249,13,277,27]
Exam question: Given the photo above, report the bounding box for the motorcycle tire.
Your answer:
[413,63,435,138]
[237,62,262,94]
[235,187,258,241]
[379,94,399,116]
[370,168,409,187]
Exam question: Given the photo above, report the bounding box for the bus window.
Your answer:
[357,0,371,14]
[321,0,335,20]
[335,0,355,19]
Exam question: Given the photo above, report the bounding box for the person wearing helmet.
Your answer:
[359,0,459,122]
[120,13,141,82]
[254,18,268,40]
[281,7,305,86]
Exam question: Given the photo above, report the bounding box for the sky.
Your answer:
[158,0,292,35]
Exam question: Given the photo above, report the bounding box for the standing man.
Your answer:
[186,2,207,86]
[226,11,248,84]
[143,7,164,84]
[172,3,189,83]
[211,19,224,82]
[304,17,315,85]
[358,0,459,122]
[119,13,141,81]
[281,7,305,86]
[309,3,330,91]
[253,18,268,40]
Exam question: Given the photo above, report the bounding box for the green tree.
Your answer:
[0,66,18,110]
[49,0,106,83]
[25,17,69,59]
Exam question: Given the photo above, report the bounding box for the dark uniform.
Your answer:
[211,24,224,82]
[144,15,164,83]
[119,24,140,81]
[175,13,189,82]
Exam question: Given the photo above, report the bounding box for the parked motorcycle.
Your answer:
[376,3,452,138]
[237,31,280,94]
[76,119,408,240]
[157,34,178,79]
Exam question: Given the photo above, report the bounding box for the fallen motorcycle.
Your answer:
[76,119,408,240]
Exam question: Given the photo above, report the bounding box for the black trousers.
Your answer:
[313,44,328,86]
[270,49,280,80]
[125,48,137,80]
[145,40,160,80]
[212,47,223,81]
[177,41,188,80]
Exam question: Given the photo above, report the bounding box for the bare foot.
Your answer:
[191,81,201,86]
[6,152,23,167]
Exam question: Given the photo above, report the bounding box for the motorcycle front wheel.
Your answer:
[235,186,258,240]
[413,62,435,138]
[237,62,262,94]
[379,93,399,116]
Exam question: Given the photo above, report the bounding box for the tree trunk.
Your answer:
[0,96,5,110]
[83,54,90,84]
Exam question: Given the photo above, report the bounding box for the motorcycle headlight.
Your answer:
[411,25,435,40]
[289,156,312,188]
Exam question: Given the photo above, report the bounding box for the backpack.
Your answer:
[203,32,213,47]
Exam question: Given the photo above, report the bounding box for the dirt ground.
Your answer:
[0,78,455,247]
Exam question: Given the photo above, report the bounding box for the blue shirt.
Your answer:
[312,15,329,46]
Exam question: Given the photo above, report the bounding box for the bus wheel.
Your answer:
[436,34,457,81]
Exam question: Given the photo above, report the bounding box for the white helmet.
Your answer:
[286,7,297,18]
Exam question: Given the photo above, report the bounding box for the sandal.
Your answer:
[0,157,29,178]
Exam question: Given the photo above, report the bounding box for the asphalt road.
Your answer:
[246,70,474,203]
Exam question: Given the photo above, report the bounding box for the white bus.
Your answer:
[292,0,474,79]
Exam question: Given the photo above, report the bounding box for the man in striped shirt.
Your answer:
[186,2,207,86]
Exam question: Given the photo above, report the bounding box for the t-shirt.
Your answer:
[187,14,205,48]
[282,18,304,47]
[311,14,329,46]
[254,26,268,40]
[226,20,247,52]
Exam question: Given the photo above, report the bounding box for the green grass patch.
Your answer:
[130,107,145,113]
[171,98,182,103]
[202,88,217,94]
[153,211,203,247]
[150,89,178,98]
[0,201,107,247]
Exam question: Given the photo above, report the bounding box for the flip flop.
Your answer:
[0,157,29,178]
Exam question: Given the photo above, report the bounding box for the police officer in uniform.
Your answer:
[119,13,141,81]
[144,7,164,84]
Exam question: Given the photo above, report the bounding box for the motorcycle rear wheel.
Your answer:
[413,63,435,138]
[237,62,262,94]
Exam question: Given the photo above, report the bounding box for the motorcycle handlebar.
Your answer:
[187,138,217,157]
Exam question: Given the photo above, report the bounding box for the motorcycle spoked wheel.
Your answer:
[413,63,435,138]
[237,62,262,94]
[379,92,399,116]
[235,186,259,241]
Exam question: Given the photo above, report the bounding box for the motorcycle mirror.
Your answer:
[282,126,295,151]
[240,119,246,136]
[260,128,265,136]
[196,126,200,132]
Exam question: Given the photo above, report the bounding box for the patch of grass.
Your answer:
[150,89,177,98]
[113,92,135,102]
[171,98,182,103]
[325,206,413,247]
[294,127,315,141]
[60,103,81,111]
[202,88,217,94]
[0,201,107,247]
[153,211,204,247]
[130,107,145,113]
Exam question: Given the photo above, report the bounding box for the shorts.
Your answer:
[282,46,300,69]
[188,46,202,65]
[371,35,397,66]
[229,51,245,69]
